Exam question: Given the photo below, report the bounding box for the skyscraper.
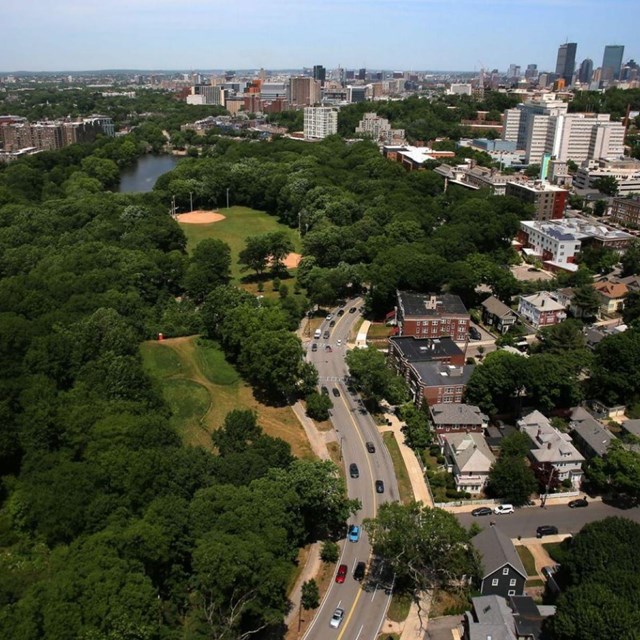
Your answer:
[313,65,326,86]
[601,45,625,81]
[578,58,593,84]
[555,43,577,86]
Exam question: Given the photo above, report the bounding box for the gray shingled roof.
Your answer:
[621,420,640,438]
[472,525,527,580]
[467,596,517,640]
[570,407,616,457]
[430,403,487,426]
[482,295,516,319]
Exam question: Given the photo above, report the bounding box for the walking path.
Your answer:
[284,543,323,627]
[291,402,330,461]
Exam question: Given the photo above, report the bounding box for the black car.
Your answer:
[469,326,482,340]
[323,330,330,339]
[471,507,493,517]
[349,463,359,479]
[536,525,559,538]
[353,561,366,581]
[375,480,384,494]
[349,307,357,314]
[332,387,340,397]
[568,498,588,508]
[337,309,345,316]
[321,386,329,395]
[311,343,318,352]
[366,442,375,453]
[329,320,336,327]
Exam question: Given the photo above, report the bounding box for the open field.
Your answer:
[141,335,314,458]
[178,205,302,281]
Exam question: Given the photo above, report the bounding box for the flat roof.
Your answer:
[389,336,463,362]
[411,361,475,387]
[398,291,468,318]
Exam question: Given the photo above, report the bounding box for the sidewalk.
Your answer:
[284,543,323,628]
[291,402,330,461]
[445,494,600,514]
[382,413,434,508]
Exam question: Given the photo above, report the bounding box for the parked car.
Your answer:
[311,343,318,352]
[366,441,376,453]
[332,387,340,397]
[536,525,559,538]
[471,507,493,517]
[353,561,366,581]
[323,330,330,339]
[329,608,345,629]
[375,480,384,494]
[329,320,336,327]
[494,504,515,515]
[348,524,360,542]
[349,463,359,479]
[326,314,333,321]
[568,498,588,508]
[469,326,482,340]
[321,386,329,395]
[335,564,347,583]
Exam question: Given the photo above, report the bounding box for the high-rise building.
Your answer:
[525,64,538,80]
[289,77,321,107]
[507,64,521,78]
[578,58,593,84]
[601,45,625,82]
[347,86,368,103]
[313,65,326,86]
[357,68,366,81]
[303,106,339,139]
[555,42,577,86]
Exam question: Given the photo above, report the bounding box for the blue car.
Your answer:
[348,525,360,542]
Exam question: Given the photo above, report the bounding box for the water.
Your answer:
[118,155,179,193]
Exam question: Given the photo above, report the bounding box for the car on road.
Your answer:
[358,407,367,415]
[354,561,366,581]
[348,524,360,542]
[321,386,329,395]
[311,343,318,352]
[329,608,344,629]
[323,330,330,339]
[337,309,345,316]
[326,314,333,321]
[329,320,336,327]
[469,326,482,340]
[332,387,340,397]
[337,339,342,346]
[349,307,357,313]
[366,441,376,453]
[568,498,588,508]
[347,385,356,395]
[375,480,384,494]
[349,463,359,479]
[325,345,332,352]
[471,507,493,517]
[494,504,515,515]
[335,564,347,583]
[536,525,559,538]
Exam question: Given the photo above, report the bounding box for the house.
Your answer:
[619,419,640,439]
[406,361,475,407]
[471,525,527,597]
[395,290,470,342]
[481,296,517,334]
[569,406,616,458]
[442,431,495,494]
[518,410,584,486]
[593,280,628,316]
[388,336,465,381]
[430,403,488,438]
[518,292,567,329]
[618,275,640,293]
[584,326,606,350]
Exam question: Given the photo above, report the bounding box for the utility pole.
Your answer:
[189,191,193,212]
[226,187,230,210]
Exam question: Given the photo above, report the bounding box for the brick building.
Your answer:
[505,181,568,221]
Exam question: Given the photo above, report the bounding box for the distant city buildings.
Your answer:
[555,42,577,86]
[355,113,405,144]
[573,157,640,196]
[601,45,625,82]
[303,106,338,139]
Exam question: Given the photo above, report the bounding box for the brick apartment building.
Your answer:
[505,181,568,221]
[395,291,470,342]
[611,196,640,228]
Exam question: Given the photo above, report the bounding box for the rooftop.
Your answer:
[410,361,475,387]
[430,403,487,426]
[472,525,527,580]
[388,336,463,363]
[570,407,616,456]
[520,292,566,312]
[443,431,495,474]
[397,290,468,318]
[482,295,517,318]
[466,595,516,640]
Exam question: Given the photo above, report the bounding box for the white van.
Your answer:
[314,329,322,339]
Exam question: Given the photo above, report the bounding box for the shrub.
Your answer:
[320,540,339,563]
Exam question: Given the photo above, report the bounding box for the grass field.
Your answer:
[516,546,538,576]
[140,335,314,458]
[179,205,302,281]
[383,432,414,504]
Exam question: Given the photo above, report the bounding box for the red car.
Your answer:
[335,564,347,583]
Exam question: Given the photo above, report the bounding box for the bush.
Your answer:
[305,392,333,421]
[272,277,281,292]
[320,540,339,563]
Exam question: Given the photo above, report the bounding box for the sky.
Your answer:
[1,0,638,73]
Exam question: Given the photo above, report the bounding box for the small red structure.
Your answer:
[157,332,164,341]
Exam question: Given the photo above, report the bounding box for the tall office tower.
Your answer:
[578,58,593,84]
[303,106,339,139]
[313,65,326,86]
[555,42,577,86]
[507,64,521,78]
[601,45,624,81]
[357,68,366,80]
[289,77,321,107]
[525,64,538,80]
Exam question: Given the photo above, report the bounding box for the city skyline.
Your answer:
[1,0,638,73]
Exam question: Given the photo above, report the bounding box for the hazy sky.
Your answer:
[2,0,638,72]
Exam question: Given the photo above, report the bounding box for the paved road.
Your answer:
[304,301,399,640]
[456,500,640,538]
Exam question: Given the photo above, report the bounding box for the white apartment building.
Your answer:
[355,113,405,143]
[574,157,640,195]
[303,106,339,139]
[447,83,473,96]
[518,293,567,329]
[186,85,226,106]
[518,220,582,265]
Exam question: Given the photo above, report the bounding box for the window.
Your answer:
[502,568,509,575]
[510,579,517,586]
[508,589,516,596]
[492,579,499,586]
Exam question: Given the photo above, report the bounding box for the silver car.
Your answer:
[330,607,345,629]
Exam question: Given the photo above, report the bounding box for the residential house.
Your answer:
[619,419,640,439]
[407,361,475,407]
[395,290,470,342]
[471,525,527,597]
[618,274,640,293]
[388,336,465,380]
[442,431,495,494]
[518,410,584,486]
[430,403,488,439]
[569,407,616,458]
[584,326,606,350]
[481,296,518,334]
[593,280,628,316]
[518,292,567,329]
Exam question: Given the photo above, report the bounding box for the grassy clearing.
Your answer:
[517,546,538,576]
[367,323,393,340]
[378,635,400,640]
[383,432,414,504]
[140,336,314,458]
[387,592,412,623]
[542,542,567,564]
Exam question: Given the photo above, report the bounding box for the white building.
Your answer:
[441,432,495,495]
[573,157,640,195]
[187,85,226,106]
[355,113,405,144]
[303,106,339,139]
[518,292,567,328]
[518,220,582,266]
[447,83,473,96]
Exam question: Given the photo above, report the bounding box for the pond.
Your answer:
[118,155,179,193]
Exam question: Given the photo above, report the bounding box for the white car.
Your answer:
[329,607,344,629]
[494,504,515,515]
[337,339,342,346]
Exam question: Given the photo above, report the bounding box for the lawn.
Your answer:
[140,335,314,458]
[179,205,302,281]
[387,592,412,623]
[516,546,538,577]
[383,432,414,504]
[542,542,567,564]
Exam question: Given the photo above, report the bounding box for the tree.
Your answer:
[399,403,433,450]
[305,392,333,421]
[320,540,339,563]
[238,235,271,276]
[299,579,320,630]
[578,245,618,275]
[212,410,262,455]
[184,238,232,304]
[621,241,640,277]
[525,164,541,178]
[622,290,640,326]
[345,346,408,405]
[571,284,600,319]
[593,175,619,197]
[586,440,640,505]
[499,431,532,459]
[363,502,478,605]
[486,456,537,506]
